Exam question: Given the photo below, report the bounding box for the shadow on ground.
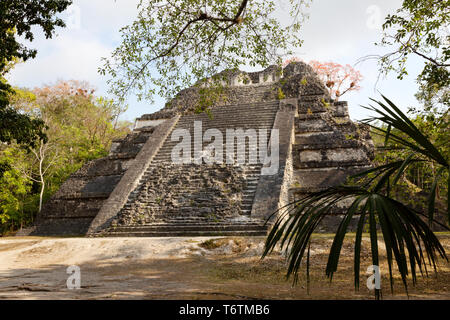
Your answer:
[0,235,448,300]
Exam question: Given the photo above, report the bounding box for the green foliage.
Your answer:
[377,0,449,110]
[263,96,449,299]
[0,0,72,148]
[0,147,33,232]
[0,81,131,234]
[0,83,47,149]
[194,81,228,116]
[0,0,72,70]
[320,98,330,108]
[100,0,311,103]
[276,87,285,100]
[371,107,449,215]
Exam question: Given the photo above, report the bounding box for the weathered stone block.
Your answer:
[295,117,334,133]
[292,166,370,189]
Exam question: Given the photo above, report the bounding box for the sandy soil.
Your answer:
[0,235,449,300]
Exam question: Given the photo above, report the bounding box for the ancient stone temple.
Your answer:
[25,62,374,236]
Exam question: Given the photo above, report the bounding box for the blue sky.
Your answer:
[6,0,425,122]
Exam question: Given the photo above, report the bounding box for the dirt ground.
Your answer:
[0,234,449,300]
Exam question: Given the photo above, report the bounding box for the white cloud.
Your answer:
[6,0,144,97]
[7,31,111,92]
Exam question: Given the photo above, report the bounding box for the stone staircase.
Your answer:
[98,102,280,236]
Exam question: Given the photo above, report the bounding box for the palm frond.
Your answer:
[263,96,449,299]
[264,187,448,299]
[363,96,448,166]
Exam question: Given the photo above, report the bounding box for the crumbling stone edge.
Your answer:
[87,115,181,235]
[250,99,297,224]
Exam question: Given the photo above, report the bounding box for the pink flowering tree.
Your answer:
[308,61,363,101]
[283,58,363,101]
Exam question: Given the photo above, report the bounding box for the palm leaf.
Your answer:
[263,96,449,299]
[264,187,448,299]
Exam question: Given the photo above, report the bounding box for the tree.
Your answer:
[308,60,362,100]
[31,81,130,162]
[263,96,449,299]
[371,110,449,214]
[0,81,131,234]
[283,58,363,100]
[0,0,72,147]
[100,0,311,103]
[20,141,59,214]
[372,0,449,111]
[0,79,47,149]
[0,147,31,232]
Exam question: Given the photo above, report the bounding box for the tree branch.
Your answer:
[411,48,450,67]
[119,0,250,98]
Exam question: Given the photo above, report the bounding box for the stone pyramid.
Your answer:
[25,62,374,236]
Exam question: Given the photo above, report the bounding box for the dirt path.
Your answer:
[0,235,449,300]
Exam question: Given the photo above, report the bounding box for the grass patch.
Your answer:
[199,239,226,250]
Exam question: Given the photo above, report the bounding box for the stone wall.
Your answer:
[289,94,374,232]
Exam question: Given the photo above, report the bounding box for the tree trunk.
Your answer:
[38,145,45,214]
[39,180,45,213]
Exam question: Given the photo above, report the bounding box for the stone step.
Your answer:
[148,215,242,221]
[176,116,276,123]
[139,173,262,180]
[154,151,270,157]
[177,119,276,125]
[179,104,279,116]
[151,155,269,161]
[176,117,276,122]
[176,111,277,119]
[295,160,371,169]
[111,223,269,232]
[177,116,277,124]
[143,167,263,174]
[178,112,277,119]
[149,158,267,164]
[169,126,276,133]
[123,197,257,206]
[102,229,268,237]
[293,147,370,169]
[127,190,256,197]
[153,148,268,154]
[292,165,372,189]
[123,196,256,206]
[159,141,272,147]
[134,193,255,199]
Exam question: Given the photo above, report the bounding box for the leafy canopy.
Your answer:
[376,0,449,110]
[100,0,311,103]
[0,0,72,148]
[0,0,72,70]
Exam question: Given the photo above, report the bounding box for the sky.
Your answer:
[6,0,425,122]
